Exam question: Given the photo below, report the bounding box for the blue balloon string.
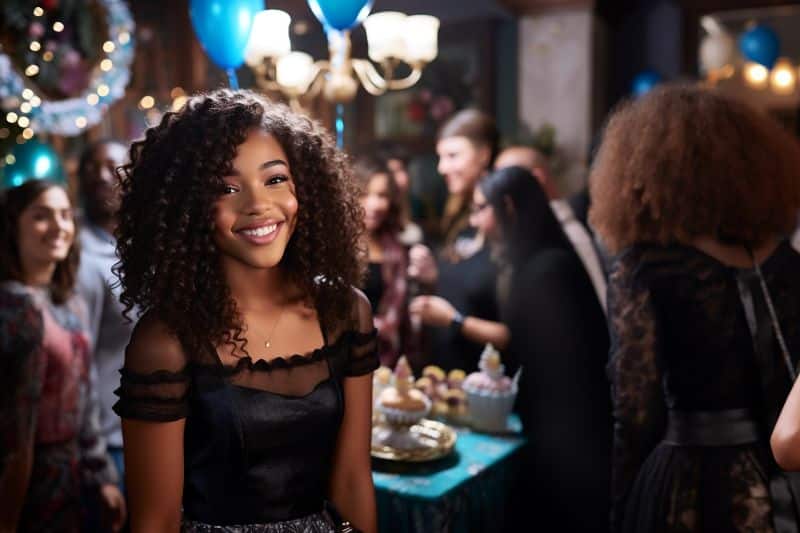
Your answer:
[227,69,239,90]
[336,104,344,148]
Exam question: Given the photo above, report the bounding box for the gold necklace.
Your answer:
[250,306,287,352]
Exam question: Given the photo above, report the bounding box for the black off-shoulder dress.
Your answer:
[113,293,379,532]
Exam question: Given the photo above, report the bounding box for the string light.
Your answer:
[86,94,99,105]
[16,135,27,145]
[53,21,64,32]
[22,89,34,100]
[172,95,188,111]
[25,65,40,77]
[100,59,113,71]
[22,128,35,139]
[29,41,41,52]
[20,102,32,114]
[139,95,155,109]
[97,84,110,96]
[17,116,30,128]
[42,51,54,62]
[6,112,18,123]
[30,96,41,107]
[6,154,16,164]
[103,41,116,53]
[118,32,130,45]
[33,6,44,16]
[75,116,87,129]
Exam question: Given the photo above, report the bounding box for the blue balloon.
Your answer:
[631,70,662,97]
[189,0,264,70]
[307,0,373,31]
[1,138,65,190]
[739,25,780,69]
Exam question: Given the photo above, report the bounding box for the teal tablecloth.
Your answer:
[372,416,526,533]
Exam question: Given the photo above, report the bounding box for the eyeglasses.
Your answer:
[469,202,489,215]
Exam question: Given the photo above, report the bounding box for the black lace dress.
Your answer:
[609,242,800,533]
[112,293,378,531]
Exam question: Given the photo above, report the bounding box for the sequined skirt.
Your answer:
[182,513,334,533]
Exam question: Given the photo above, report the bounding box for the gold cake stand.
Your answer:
[371,419,457,462]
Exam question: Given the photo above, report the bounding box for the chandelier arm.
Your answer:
[352,59,388,96]
[303,63,329,99]
[384,65,424,91]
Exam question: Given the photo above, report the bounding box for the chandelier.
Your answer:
[244,7,440,107]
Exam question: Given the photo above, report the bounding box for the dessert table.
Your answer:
[371,416,526,533]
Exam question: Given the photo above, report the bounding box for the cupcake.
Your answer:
[373,366,393,399]
[462,344,517,432]
[377,356,431,426]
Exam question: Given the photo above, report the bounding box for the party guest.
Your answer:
[0,179,124,532]
[76,139,133,491]
[592,85,800,532]
[354,157,415,368]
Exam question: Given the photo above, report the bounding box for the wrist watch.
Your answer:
[450,310,465,335]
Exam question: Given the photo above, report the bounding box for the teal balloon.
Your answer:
[189,0,264,70]
[739,25,780,69]
[1,138,65,190]
[307,0,373,31]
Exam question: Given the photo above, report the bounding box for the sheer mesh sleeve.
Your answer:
[0,288,44,464]
[607,250,666,531]
[346,288,379,377]
[112,314,190,422]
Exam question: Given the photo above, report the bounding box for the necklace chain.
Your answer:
[250,306,287,352]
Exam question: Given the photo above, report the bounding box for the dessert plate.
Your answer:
[371,419,457,462]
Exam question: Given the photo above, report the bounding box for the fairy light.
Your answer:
[103,41,116,53]
[29,41,41,52]
[30,96,41,107]
[86,93,99,105]
[22,128,35,139]
[97,84,110,97]
[139,95,155,109]
[5,155,15,165]
[42,51,54,61]
[172,95,188,112]
[20,102,32,114]
[100,59,113,71]
[53,21,64,32]
[22,89,34,100]
[33,6,44,16]
[25,65,40,77]
[6,112,18,123]
[75,116,87,129]
[118,32,130,45]
[16,135,27,144]
[17,116,30,128]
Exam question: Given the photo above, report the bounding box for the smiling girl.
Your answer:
[113,90,377,533]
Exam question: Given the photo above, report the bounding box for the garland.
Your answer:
[0,0,135,136]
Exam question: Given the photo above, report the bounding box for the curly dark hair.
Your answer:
[0,180,79,304]
[115,89,365,358]
[589,84,800,254]
[352,155,402,237]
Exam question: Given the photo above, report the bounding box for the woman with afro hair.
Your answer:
[592,85,800,532]
[112,89,377,532]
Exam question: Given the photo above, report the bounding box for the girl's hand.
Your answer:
[100,482,127,531]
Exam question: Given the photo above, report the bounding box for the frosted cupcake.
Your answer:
[463,344,517,432]
[377,356,431,426]
[373,365,393,407]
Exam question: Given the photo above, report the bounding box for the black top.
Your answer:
[112,290,378,525]
[502,247,611,532]
[607,242,800,532]
[363,262,383,313]
[431,245,499,371]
